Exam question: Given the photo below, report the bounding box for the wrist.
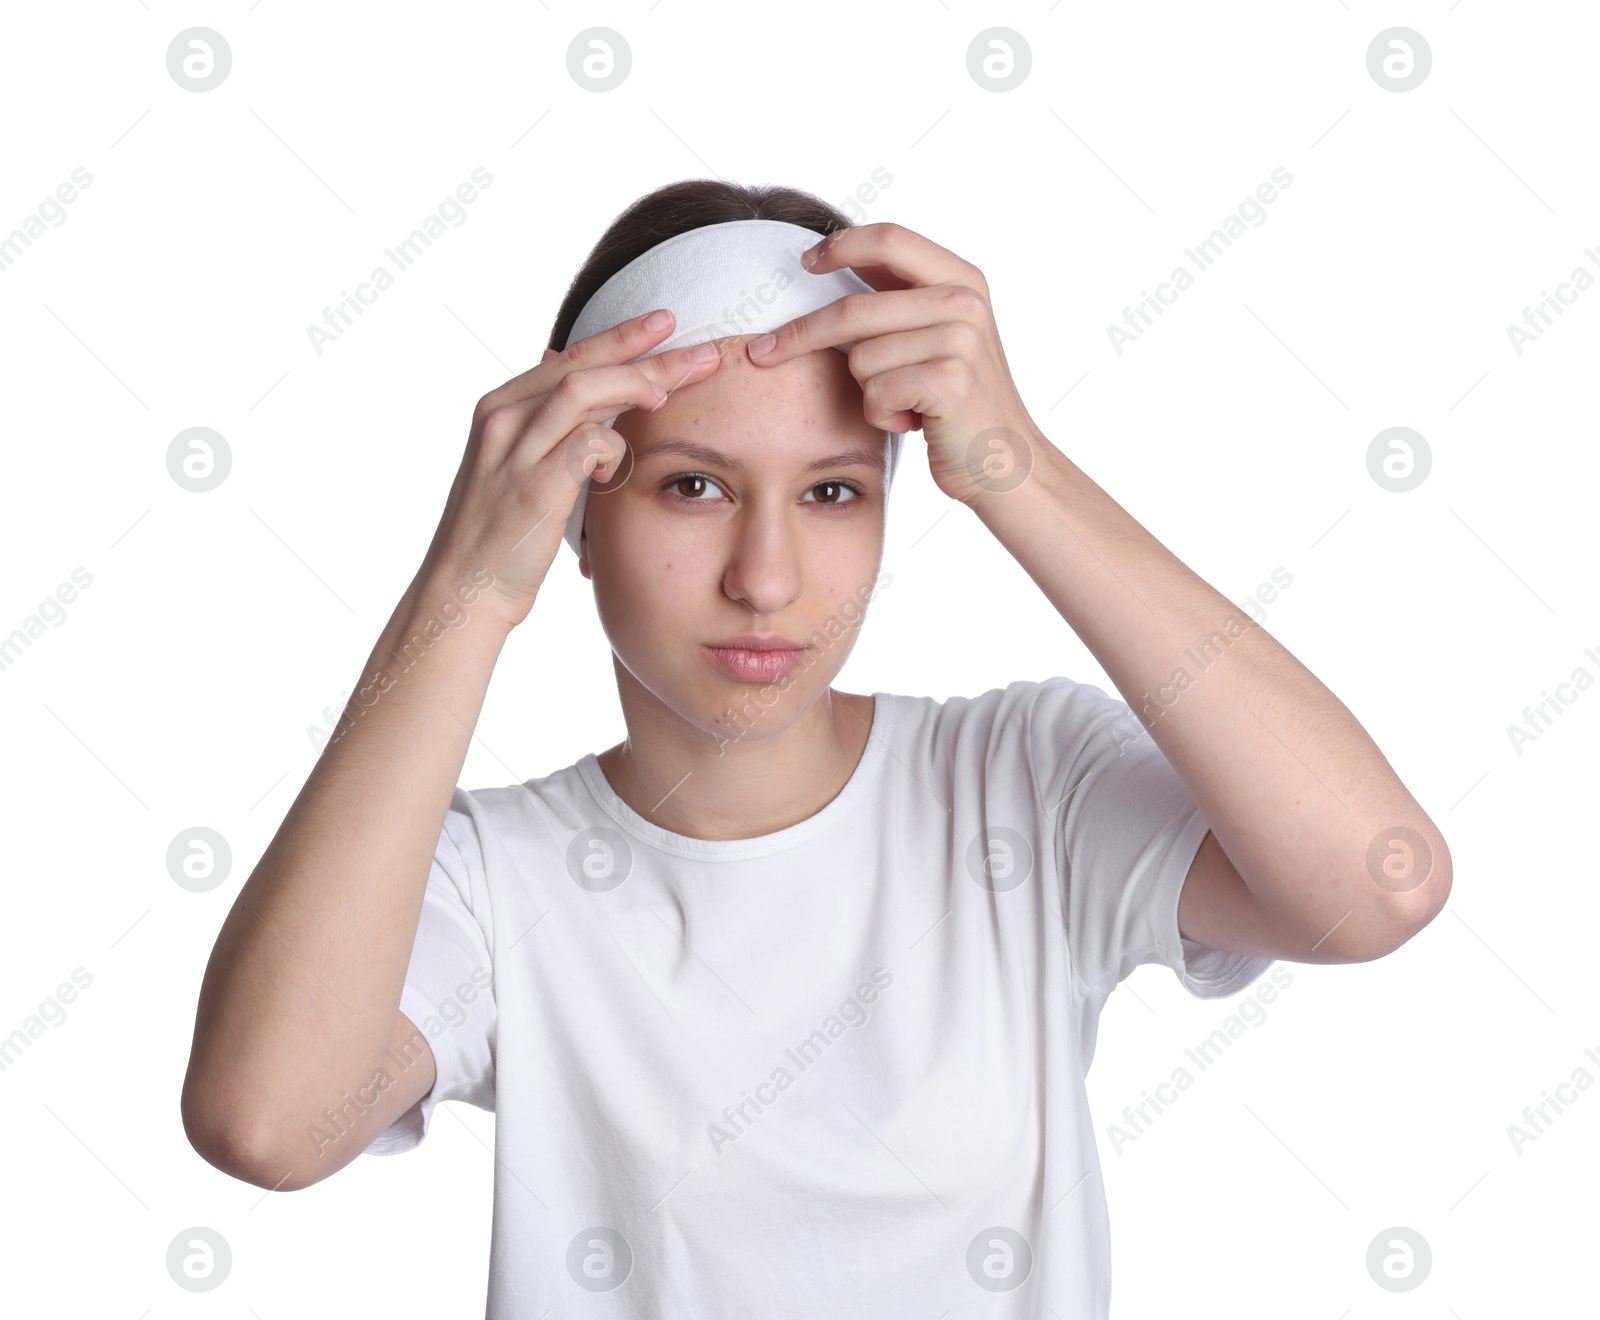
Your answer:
[399,565,515,648]
[964,427,1068,525]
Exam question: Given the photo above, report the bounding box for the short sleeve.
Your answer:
[363,788,497,1156]
[1020,677,1274,1001]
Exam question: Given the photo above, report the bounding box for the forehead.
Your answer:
[618,336,883,467]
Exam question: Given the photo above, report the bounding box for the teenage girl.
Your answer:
[182,180,1451,1318]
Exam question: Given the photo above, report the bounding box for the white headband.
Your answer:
[559,218,905,557]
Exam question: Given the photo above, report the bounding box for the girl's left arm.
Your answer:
[748,222,1451,964]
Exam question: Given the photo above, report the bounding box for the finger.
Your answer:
[861,361,953,433]
[480,309,679,415]
[480,339,720,441]
[637,339,728,403]
[803,222,984,295]
[559,421,629,489]
[747,285,985,367]
[485,364,668,472]
[481,343,721,455]
[538,345,729,487]
[840,320,981,384]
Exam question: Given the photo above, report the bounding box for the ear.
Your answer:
[542,348,559,362]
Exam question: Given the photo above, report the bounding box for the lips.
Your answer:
[705,633,807,650]
[702,638,807,683]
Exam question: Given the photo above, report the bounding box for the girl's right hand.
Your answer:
[417,310,723,631]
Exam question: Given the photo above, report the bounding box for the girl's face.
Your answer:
[580,336,892,742]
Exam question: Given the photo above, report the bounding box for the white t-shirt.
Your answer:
[363,677,1273,1317]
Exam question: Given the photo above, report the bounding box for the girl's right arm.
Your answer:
[179,314,723,1190]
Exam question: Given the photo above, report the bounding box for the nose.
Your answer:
[717,497,804,615]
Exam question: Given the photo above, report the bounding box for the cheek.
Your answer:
[625,522,685,583]
[595,530,688,623]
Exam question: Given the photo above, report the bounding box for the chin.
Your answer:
[673,665,803,743]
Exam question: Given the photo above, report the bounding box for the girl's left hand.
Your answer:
[745,221,1044,506]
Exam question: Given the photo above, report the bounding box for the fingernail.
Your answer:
[748,334,776,358]
[643,309,672,333]
[685,342,718,361]
[801,244,820,269]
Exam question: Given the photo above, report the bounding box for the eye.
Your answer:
[801,480,864,507]
[660,474,865,508]
[662,472,727,503]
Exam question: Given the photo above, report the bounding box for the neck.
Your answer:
[596,662,875,841]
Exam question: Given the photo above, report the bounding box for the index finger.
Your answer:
[745,222,985,363]
[808,221,982,293]
[744,287,931,366]
[480,309,711,415]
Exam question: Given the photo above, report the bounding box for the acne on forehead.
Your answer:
[655,352,849,416]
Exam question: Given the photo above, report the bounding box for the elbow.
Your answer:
[181,1076,313,1192]
[1327,826,1454,962]
[1335,877,1451,962]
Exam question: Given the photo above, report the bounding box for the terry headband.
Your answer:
[558,217,905,557]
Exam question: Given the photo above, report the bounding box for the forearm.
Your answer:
[969,435,1450,950]
[181,566,509,1162]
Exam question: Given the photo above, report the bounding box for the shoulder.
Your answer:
[421,765,597,934]
[883,676,1138,779]
[885,675,1130,740]
[436,761,595,863]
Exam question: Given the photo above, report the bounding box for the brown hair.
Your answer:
[546,179,854,353]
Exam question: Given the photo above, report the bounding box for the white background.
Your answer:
[1,1,1594,1315]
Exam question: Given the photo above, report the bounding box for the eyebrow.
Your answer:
[631,437,888,479]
